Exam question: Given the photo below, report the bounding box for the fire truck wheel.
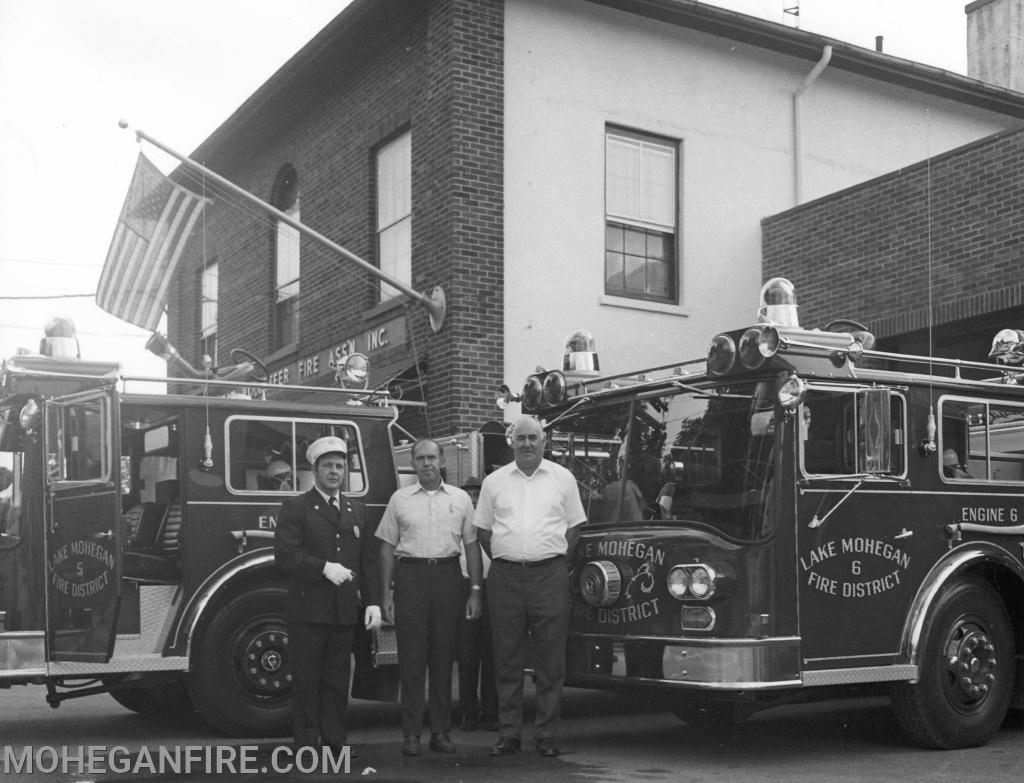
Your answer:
[890,577,1014,749]
[188,587,291,738]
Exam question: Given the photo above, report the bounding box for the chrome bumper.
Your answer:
[567,634,802,690]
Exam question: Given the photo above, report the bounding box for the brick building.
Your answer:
[763,124,1024,363]
[167,0,1024,439]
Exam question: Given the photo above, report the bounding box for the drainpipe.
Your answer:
[793,45,832,205]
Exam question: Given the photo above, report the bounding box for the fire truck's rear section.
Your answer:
[503,279,1024,749]
[0,332,402,737]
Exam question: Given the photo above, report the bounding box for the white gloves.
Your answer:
[322,561,354,585]
[364,605,382,631]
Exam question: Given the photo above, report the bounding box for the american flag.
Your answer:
[96,153,209,331]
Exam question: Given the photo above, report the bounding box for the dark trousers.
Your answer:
[457,578,498,719]
[288,621,355,747]
[394,559,462,738]
[488,557,569,742]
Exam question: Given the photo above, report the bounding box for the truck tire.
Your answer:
[188,586,292,737]
[890,577,1014,749]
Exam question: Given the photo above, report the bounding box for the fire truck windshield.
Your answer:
[548,380,776,541]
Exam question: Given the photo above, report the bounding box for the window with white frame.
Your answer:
[272,164,300,349]
[376,132,412,303]
[605,129,678,303]
[200,259,218,363]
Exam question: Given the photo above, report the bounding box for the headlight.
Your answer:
[707,334,736,376]
[522,375,543,412]
[687,566,715,599]
[542,371,567,406]
[667,563,719,600]
[738,326,780,369]
[666,566,689,599]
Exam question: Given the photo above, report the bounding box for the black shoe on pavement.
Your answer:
[535,738,560,757]
[402,736,422,756]
[429,733,457,753]
[489,737,521,756]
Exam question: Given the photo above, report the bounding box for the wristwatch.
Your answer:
[470,584,482,591]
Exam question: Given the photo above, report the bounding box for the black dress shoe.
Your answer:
[429,733,457,753]
[402,736,422,756]
[460,714,479,731]
[535,738,559,757]
[489,737,521,756]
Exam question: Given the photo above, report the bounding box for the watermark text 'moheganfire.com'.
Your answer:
[3,745,352,775]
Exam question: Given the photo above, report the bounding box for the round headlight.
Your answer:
[738,327,767,369]
[522,375,543,412]
[777,374,806,409]
[578,560,622,607]
[667,566,690,599]
[687,565,715,599]
[542,371,567,406]
[707,335,736,377]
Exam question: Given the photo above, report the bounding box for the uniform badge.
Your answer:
[353,525,360,539]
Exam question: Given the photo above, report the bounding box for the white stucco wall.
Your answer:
[501,0,1020,408]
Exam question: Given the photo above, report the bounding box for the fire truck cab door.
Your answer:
[43,388,121,663]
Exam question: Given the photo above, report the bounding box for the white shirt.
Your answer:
[473,459,586,562]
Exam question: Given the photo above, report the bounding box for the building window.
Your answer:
[605,130,678,303]
[200,259,218,363]
[376,132,412,303]
[271,165,300,349]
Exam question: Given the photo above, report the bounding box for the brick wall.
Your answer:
[762,127,1024,342]
[169,0,505,438]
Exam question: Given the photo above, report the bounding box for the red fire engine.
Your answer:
[500,278,1024,749]
[0,325,404,736]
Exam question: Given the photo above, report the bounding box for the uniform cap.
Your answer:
[942,449,959,467]
[307,436,348,466]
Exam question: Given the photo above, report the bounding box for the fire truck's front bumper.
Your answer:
[567,633,803,691]
[0,631,46,681]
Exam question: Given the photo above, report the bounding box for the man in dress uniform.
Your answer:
[274,436,383,756]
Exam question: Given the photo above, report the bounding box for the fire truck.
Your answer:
[502,278,1024,749]
[0,327,405,737]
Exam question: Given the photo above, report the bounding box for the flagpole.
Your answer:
[121,121,447,332]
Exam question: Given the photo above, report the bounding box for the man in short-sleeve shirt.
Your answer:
[474,416,586,758]
[377,439,482,757]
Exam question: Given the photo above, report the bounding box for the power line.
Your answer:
[0,293,94,300]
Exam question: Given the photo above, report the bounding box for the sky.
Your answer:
[0,0,977,384]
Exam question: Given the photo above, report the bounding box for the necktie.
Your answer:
[329,495,340,523]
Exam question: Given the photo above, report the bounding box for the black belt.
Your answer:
[493,555,564,568]
[397,555,459,565]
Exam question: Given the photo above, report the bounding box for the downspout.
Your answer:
[793,45,832,205]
